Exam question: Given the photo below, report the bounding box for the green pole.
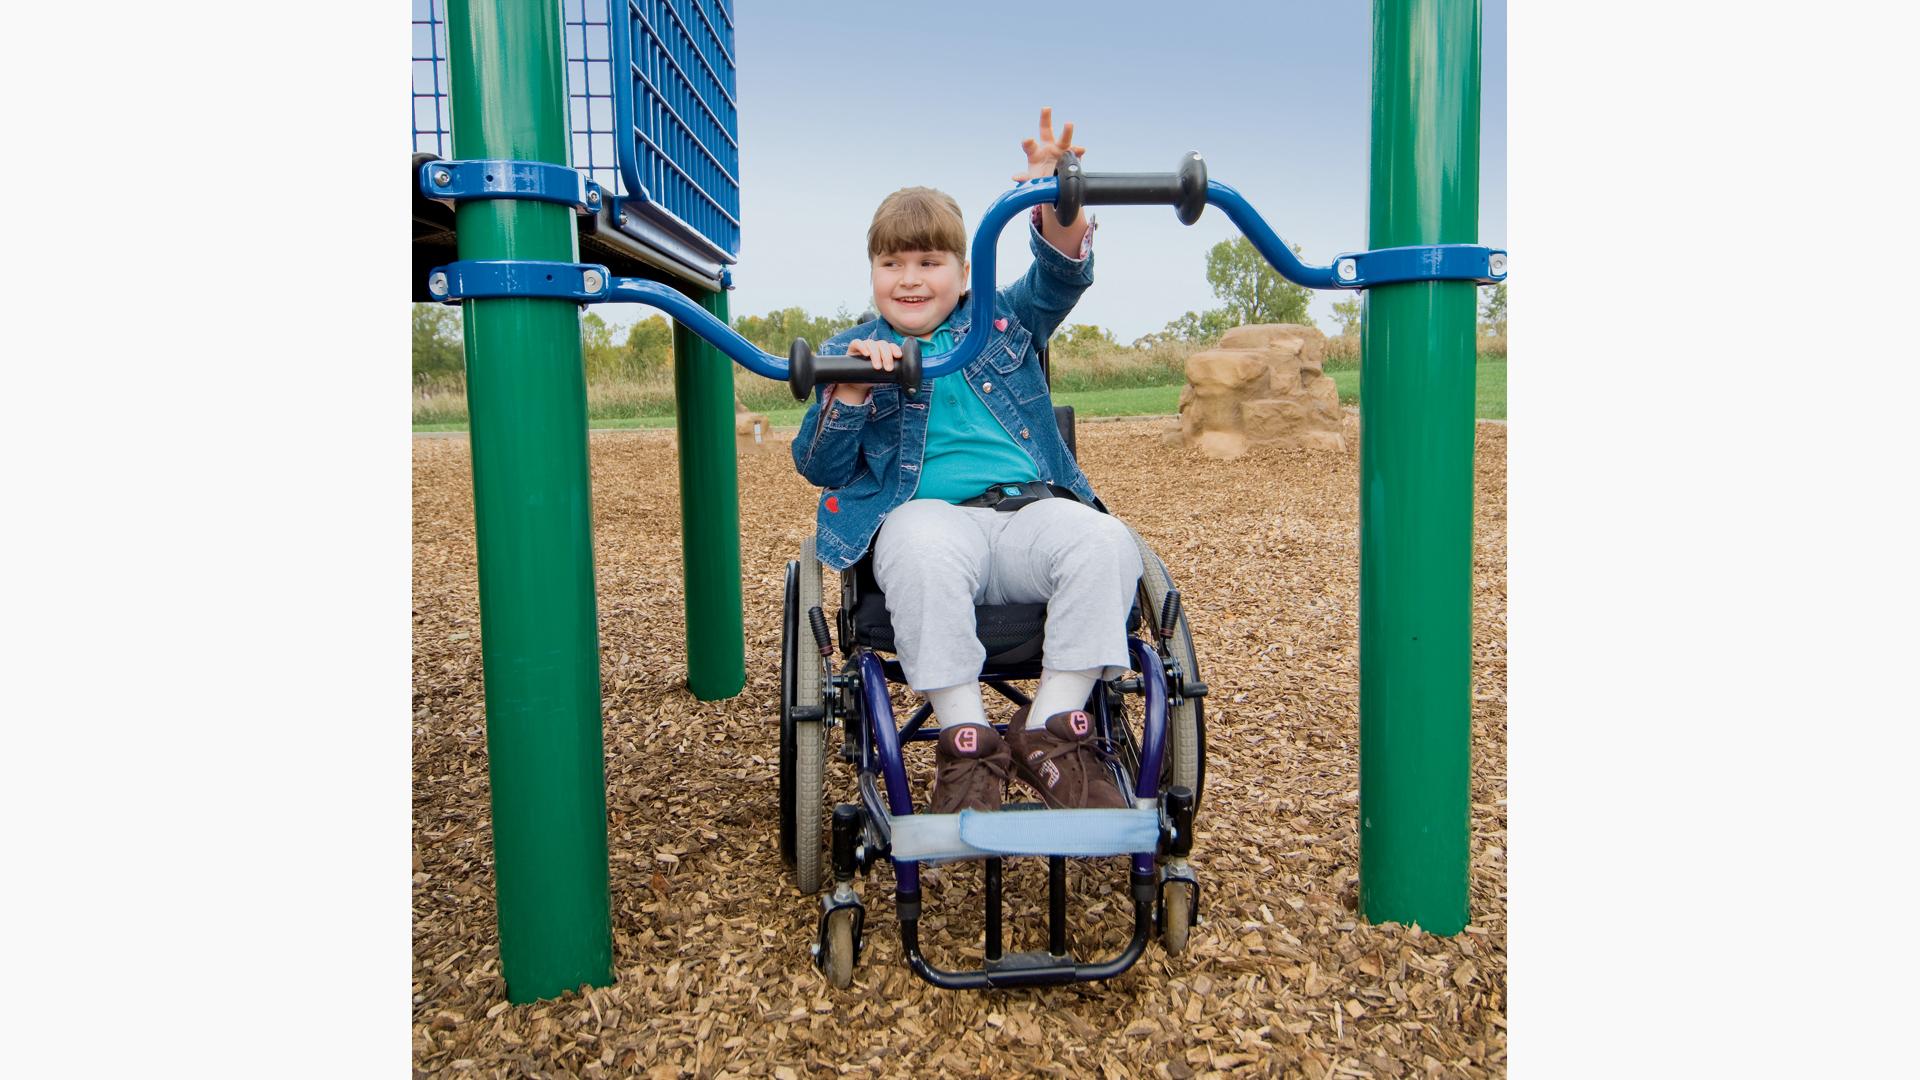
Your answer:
[447,0,612,1000]
[1357,0,1481,935]
[673,286,747,701]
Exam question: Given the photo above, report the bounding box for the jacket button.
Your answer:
[982,381,993,393]
[1020,428,1030,439]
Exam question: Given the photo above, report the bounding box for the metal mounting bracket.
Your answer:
[426,260,613,304]
[1329,244,1507,289]
[418,158,605,214]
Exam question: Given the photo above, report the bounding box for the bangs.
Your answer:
[867,187,968,261]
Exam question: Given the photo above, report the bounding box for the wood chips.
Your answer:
[413,417,1508,1078]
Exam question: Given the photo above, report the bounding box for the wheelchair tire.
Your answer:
[823,906,857,988]
[1125,525,1206,808]
[789,537,829,894]
[1161,880,1194,955]
[779,561,799,867]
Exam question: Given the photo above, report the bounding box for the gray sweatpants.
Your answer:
[871,497,1144,691]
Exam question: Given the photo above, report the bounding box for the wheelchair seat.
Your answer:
[838,551,1055,667]
[831,399,1131,668]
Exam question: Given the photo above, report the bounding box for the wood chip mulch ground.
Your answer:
[413,417,1507,1079]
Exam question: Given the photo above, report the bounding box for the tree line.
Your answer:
[415,237,1507,383]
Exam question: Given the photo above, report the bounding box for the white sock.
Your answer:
[1029,666,1102,722]
[926,683,989,731]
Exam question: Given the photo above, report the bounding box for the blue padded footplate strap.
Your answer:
[888,807,1160,861]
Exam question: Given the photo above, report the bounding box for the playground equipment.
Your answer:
[413,0,1497,1002]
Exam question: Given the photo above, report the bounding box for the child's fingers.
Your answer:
[1039,106,1053,143]
[1070,144,1086,157]
[1059,121,1074,148]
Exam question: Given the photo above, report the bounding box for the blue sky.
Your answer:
[609,0,1505,342]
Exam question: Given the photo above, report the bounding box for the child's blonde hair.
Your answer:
[867,187,968,262]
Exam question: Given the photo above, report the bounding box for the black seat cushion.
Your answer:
[845,553,1051,665]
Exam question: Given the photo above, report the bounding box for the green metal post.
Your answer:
[446,0,612,1000]
[673,286,747,701]
[1357,0,1481,935]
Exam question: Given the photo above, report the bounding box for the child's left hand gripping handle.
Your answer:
[788,337,923,401]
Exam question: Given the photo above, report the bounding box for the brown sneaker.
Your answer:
[1007,706,1129,809]
[931,723,1013,814]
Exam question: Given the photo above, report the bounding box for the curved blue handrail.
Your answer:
[607,174,1351,388]
[431,162,1502,391]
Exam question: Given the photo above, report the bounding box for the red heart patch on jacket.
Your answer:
[994,317,1009,331]
[825,495,839,513]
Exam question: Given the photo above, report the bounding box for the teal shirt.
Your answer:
[883,318,1039,503]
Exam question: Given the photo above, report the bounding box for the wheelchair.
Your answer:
[777,398,1209,990]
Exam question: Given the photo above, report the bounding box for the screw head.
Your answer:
[1336,258,1358,282]
[432,168,451,186]
[582,269,604,293]
[428,272,448,296]
[586,188,600,205]
[618,211,629,226]
[1488,252,1508,276]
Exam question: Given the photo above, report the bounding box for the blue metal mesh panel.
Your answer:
[614,0,741,258]
[409,0,450,156]
[410,0,739,265]
[408,0,622,192]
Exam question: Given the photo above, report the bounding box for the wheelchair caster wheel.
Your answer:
[820,906,859,988]
[1161,880,1195,955]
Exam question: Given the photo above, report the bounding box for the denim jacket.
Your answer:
[791,215,1101,571]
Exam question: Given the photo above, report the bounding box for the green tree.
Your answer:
[1331,296,1365,338]
[1133,308,1237,349]
[580,311,627,382]
[731,305,862,355]
[1205,236,1315,327]
[1478,283,1507,337]
[624,314,673,377]
[412,303,464,385]
[1051,322,1118,357]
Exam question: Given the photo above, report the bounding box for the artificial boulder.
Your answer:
[1176,323,1346,459]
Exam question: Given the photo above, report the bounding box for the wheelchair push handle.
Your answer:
[788,336,923,401]
[1051,150,1209,227]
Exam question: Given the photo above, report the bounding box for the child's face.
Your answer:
[870,249,967,338]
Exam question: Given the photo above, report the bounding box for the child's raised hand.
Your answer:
[1013,106,1087,183]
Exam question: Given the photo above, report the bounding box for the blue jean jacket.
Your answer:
[792,218,1101,571]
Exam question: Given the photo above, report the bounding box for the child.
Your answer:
[791,109,1144,815]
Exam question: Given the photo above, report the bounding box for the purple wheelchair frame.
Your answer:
[823,635,1186,990]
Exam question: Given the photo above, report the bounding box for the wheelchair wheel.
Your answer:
[1161,880,1195,955]
[779,537,830,894]
[1125,526,1206,807]
[822,906,857,989]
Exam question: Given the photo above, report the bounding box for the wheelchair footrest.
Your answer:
[888,807,1161,861]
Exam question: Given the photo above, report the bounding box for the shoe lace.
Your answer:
[1029,737,1119,808]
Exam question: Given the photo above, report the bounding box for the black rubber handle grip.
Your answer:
[1076,151,1210,225]
[1053,151,1085,227]
[788,337,923,400]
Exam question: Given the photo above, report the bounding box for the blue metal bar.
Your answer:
[1127,637,1169,878]
[858,650,919,896]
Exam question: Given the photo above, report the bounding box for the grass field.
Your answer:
[414,355,1506,431]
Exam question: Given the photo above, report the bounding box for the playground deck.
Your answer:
[411,418,1508,1078]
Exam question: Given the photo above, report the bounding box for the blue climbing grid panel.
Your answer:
[609,0,741,261]
[409,0,739,268]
